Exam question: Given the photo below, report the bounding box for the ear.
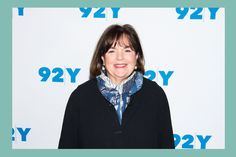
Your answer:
[136,53,139,60]
[101,56,105,64]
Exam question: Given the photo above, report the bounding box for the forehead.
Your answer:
[111,35,131,48]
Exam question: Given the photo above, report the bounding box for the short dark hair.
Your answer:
[89,24,145,79]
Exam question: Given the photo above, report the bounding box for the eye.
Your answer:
[124,49,132,52]
[107,50,115,53]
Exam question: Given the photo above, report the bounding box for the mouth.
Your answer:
[114,64,127,68]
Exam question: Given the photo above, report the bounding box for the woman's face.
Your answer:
[101,36,138,85]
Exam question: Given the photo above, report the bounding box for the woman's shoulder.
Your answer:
[76,79,97,90]
[141,77,169,108]
[65,79,98,110]
[143,77,162,90]
[142,77,166,97]
[71,79,97,97]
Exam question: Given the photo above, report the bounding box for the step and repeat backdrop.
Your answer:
[12,8,225,149]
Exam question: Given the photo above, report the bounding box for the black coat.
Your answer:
[58,77,174,148]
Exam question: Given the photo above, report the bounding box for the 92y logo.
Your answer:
[12,127,31,142]
[79,8,120,18]
[17,8,120,18]
[176,8,219,20]
[174,134,212,149]
[144,70,174,86]
[38,67,81,83]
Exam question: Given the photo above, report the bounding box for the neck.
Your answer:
[110,78,123,86]
[108,72,136,86]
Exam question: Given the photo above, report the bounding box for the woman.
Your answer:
[58,24,174,148]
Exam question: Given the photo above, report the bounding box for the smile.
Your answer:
[114,64,127,68]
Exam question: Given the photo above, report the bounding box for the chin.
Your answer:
[115,73,131,79]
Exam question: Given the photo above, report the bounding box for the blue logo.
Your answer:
[18,7,120,18]
[174,134,212,149]
[12,127,31,142]
[38,67,81,83]
[18,7,24,16]
[79,8,120,18]
[176,8,219,20]
[144,70,174,86]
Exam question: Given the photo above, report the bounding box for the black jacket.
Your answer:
[58,77,174,148]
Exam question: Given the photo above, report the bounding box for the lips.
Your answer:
[114,64,127,68]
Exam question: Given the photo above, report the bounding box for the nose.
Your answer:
[116,51,124,60]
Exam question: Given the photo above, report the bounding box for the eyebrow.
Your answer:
[110,46,131,49]
[124,46,131,48]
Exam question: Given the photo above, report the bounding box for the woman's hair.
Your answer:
[89,24,145,79]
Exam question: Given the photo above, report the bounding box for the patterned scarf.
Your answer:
[96,71,143,125]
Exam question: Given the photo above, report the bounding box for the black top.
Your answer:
[58,78,174,148]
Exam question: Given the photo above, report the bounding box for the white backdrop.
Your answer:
[12,8,225,149]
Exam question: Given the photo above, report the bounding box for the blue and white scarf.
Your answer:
[96,71,143,125]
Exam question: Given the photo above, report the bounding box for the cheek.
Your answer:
[104,57,114,66]
[128,56,138,65]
